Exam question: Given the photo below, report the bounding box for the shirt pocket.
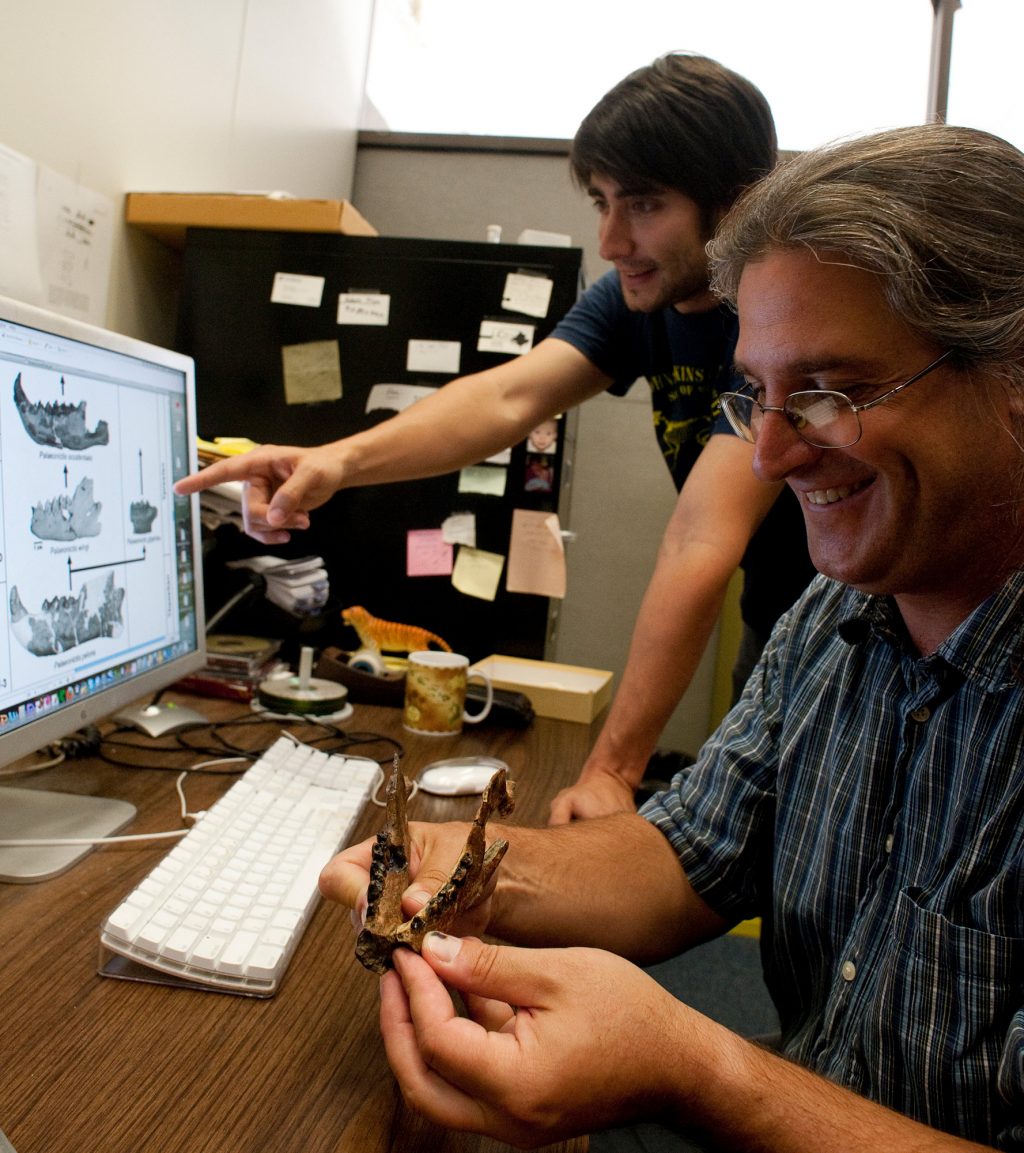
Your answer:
[860,887,1024,1145]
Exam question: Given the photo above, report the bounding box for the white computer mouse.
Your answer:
[417,756,509,796]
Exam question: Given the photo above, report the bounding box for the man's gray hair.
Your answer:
[708,124,1024,375]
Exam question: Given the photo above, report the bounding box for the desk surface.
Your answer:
[0,692,595,1153]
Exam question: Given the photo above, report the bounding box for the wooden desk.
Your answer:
[0,693,596,1153]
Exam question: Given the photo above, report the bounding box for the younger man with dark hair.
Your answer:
[176,53,814,822]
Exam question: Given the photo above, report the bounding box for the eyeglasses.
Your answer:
[719,349,955,449]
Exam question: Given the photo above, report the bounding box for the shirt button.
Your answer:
[910,706,931,723]
[884,834,894,854]
[841,960,857,982]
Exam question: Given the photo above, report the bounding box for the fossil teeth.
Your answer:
[355,761,515,974]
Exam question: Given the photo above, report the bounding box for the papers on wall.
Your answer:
[407,338,461,374]
[0,142,114,325]
[477,318,535,356]
[459,464,507,497]
[501,271,553,318]
[365,382,436,414]
[36,166,114,326]
[270,271,325,307]
[441,512,476,548]
[280,339,342,404]
[337,292,390,325]
[452,546,505,601]
[506,509,566,598]
[407,528,454,577]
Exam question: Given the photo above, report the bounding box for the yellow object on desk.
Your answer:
[197,435,261,458]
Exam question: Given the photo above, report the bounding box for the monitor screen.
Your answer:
[0,294,206,877]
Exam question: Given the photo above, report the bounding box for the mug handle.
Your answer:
[463,670,493,724]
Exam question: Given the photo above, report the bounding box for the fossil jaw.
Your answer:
[355,764,515,973]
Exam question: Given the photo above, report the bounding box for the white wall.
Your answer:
[0,0,374,343]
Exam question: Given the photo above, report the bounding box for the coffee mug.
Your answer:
[403,651,493,735]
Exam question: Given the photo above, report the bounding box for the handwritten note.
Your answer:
[36,165,114,325]
[501,272,554,318]
[281,340,342,404]
[271,272,325,307]
[407,529,454,577]
[452,547,505,601]
[407,339,461,374]
[506,509,566,598]
[459,465,507,497]
[337,292,390,325]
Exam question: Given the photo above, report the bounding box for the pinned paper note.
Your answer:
[407,339,461,374]
[407,529,454,577]
[37,166,114,326]
[281,340,342,404]
[477,319,535,356]
[442,513,476,547]
[507,509,567,598]
[459,465,507,497]
[366,382,436,414]
[502,272,554,318]
[452,547,505,601]
[271,272,325,307]
[338,292,390,325]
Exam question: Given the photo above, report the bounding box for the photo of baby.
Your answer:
[526,418,559,454]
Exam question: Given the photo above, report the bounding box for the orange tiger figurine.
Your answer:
[341,605,451,655]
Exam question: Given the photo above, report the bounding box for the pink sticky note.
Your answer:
[407,529,454,577]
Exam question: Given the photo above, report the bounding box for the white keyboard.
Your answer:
[99,736,379,996]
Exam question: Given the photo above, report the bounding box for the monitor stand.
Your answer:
[0,787,136,883]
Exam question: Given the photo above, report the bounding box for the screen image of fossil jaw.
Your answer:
[31,476,102,541]
[13,373,109,450]
[129,499,157,533]
[9,572,125,657]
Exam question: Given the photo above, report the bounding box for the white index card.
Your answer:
[502,272,554,318]
[407,339,461,374]
[337,292,390,325]
[271,272,325,307]
[477,319,536,356]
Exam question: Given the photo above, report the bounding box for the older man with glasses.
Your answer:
[322,122,1024,1152]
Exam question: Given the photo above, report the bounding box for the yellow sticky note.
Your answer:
[451,547,505,601]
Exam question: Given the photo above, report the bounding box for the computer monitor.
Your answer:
[0,294,206,881]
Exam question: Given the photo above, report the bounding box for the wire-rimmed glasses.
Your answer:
[719,350,954,449]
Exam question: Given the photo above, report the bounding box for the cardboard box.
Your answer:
[124,192,377,249]
[470,655,613,724]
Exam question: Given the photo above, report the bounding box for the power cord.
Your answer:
[0,731,397,848]
[0,752,247,850]
[0,725,103,778]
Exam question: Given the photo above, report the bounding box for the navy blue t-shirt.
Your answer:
[552,269,814,634]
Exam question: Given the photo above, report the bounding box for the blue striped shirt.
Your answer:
[642,571,1024,1148]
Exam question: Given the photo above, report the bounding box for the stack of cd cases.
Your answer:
[177,634,285,702]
